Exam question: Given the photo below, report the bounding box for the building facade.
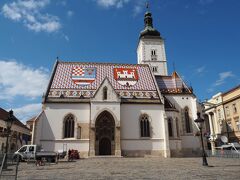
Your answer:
[32,10,201,158]
[0,108,31,153]
[204,85,240,150]
[222,86,240,142]
[26,116,36,144]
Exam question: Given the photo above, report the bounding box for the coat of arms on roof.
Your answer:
[72,67,96,86]
[113,68,139,86]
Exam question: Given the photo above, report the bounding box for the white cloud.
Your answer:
[2,0,61,33]
[206,71,235,94]
[0,60,49,100]
[64,34,69,41]
[96,0,130,8]
[133,0,145,16]
[57,0,66,6]
[207,88,214,93]
[214,71,234,86]
[13,103,42,122]
[94,0,148,16]
[67,10,73,17]
[59,33,69,41]
[196,66,206,74]
[96,0,146,16]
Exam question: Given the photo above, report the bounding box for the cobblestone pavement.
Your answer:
[3,157,240,180]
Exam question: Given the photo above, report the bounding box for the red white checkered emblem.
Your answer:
[72,67,96,86]
[72,67,85,76]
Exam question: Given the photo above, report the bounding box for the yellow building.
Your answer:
[222,85,240,142]
[203,85,240,149]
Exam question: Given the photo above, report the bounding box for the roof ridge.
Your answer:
[58,61,149,66]
[222,84,240,96]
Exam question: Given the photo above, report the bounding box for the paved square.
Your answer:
[12,157,240,179]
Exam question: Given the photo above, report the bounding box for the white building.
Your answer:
[32,10,201,158]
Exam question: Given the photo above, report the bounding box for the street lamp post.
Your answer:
[194,112,208,166]
[3,110,15,169]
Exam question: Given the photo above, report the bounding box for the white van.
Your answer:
[13,145,57,162]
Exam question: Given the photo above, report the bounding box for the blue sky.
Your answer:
[0,0,239,122]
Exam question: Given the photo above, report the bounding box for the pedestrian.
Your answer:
[68,149,71,161]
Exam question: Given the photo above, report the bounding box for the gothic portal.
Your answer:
[95,111,115,155]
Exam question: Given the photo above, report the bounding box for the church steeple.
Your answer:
[140,5,161,39]
[137,4,168,76]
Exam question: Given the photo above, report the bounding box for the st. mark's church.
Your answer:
[32,10,201,158]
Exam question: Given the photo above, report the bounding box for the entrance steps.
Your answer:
[89,155,123,159]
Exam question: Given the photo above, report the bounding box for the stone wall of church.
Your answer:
[165,94,201,156]
[34,94,202,158]
[34,103,91,156]
[166,111,183,157]
[120,104,170,157]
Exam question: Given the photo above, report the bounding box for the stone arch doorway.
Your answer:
[95,111,115,156]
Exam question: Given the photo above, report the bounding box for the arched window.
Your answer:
[64,114,75,138]
[168,119,173,137]
[151,49,156,56]
[140,114,150,137]
[184,108,192,133]
[103,86,108,100]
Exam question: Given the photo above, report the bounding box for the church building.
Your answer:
[32,10,201,158]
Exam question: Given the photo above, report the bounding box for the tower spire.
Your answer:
[139,2,161,39]
[137,3,168,76]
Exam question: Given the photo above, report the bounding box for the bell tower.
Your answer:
[137,7,168,76]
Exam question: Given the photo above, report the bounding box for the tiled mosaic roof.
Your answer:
[155,72,192,94]
[47,61,160,99]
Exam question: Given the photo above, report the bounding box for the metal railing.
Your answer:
[206,150,240,158]
[0,153,20,180]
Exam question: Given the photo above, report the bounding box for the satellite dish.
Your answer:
[221,136,228,143]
